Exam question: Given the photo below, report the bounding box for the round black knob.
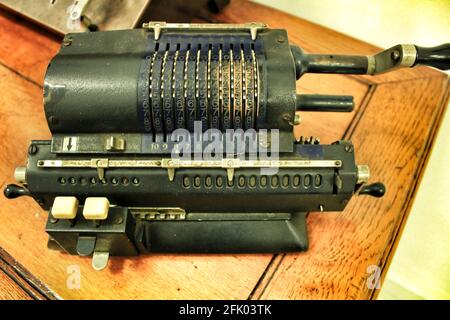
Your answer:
[359,182,386,198]
[415,44,450,71]
[3,184,30,199]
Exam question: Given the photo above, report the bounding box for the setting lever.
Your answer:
[359,182,386,198]
[3,184,30,199]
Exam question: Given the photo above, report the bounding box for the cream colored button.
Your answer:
[51,196,78,219]
[83,197,110,220]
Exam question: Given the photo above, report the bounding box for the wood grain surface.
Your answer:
[0,0,448,300]
[0,271,32,300]
[0,248,56,299]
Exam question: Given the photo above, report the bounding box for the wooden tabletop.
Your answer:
[0,0,448,300]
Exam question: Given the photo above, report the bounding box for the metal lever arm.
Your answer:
[296,94,354,112]
[367,43,450,74]
[292,43,450,78]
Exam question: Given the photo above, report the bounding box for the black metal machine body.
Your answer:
[4,22,449,270]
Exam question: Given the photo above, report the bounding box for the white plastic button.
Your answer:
[83,197,110,220]
[51,196,78,219]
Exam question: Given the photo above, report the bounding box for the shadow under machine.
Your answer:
[4,22,449,270]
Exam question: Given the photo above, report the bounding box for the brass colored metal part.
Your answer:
[105,136,125,151]
[142,22,267,41]
[130,207,186,220]
[14,166,27,184]
[37,158,342,182]
[357,164,370,184]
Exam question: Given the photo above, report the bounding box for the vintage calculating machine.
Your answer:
[4,22,449,270]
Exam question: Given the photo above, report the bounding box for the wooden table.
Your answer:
[0,0,448,300]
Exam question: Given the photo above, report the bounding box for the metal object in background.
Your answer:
[0,0,230,34]
[4,22,449,270]
[0,0,150,33]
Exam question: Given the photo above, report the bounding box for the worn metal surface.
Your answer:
[0,0,150,34]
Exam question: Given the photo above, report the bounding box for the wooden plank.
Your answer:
[0,0,447,300]
[0,247,56,300]
[0,269,32,300]
[253,75,449,299]
[0,10,60,85]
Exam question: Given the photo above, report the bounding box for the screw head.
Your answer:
[28,144,38,155]
[63,36,72,47]
[258,132,271,149]
[277,36,285,43]
[282,113,292,122]
[391,50,401,62]
[48,116,58,125]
